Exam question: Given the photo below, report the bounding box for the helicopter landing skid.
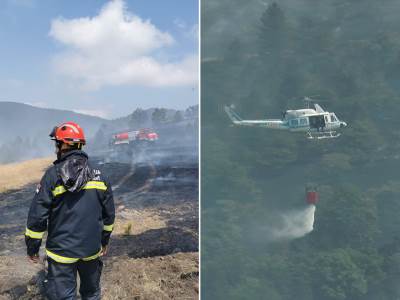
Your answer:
[306,131,341,140]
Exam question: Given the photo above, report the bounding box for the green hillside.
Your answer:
[202,1,400,299]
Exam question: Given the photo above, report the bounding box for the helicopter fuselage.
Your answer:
[284,110,347,133]
[229,111,346,132]
[224,104,347,139]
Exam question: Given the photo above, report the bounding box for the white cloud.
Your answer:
[49,0,198,90]
[173,18,187,30]
[74,109,109,119]
[187,24,199,41]
[173,18,199,41]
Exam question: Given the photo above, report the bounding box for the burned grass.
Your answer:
[0,150,198,299]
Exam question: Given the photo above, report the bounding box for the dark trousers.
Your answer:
[46,257,103,300]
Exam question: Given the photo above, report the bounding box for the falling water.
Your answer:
[271,205,316,240]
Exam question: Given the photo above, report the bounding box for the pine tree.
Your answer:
[259,2,286,58]
[129,108,148,129]
[151,108,167,126]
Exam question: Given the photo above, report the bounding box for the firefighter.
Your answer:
[25,121,115,300]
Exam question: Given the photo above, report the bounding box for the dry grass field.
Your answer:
[0,158,52,193]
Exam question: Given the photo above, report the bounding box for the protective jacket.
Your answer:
[25,150,115,263]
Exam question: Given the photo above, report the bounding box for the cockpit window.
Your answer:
[330,114,338,122]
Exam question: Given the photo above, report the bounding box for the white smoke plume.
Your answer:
[270,206,316,240]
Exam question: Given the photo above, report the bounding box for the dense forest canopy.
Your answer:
[202,1,400,299]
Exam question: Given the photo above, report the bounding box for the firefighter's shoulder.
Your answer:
[88,160,109,183]
[33,165,57,196]
[37,165,57,188]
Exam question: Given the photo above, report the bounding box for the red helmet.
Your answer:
[50,122,86,145]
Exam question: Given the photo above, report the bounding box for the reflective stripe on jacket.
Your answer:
[25,150,115,260]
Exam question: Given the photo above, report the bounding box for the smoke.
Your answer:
[270,205,316,240]
[102,143,198,168]
[85,105,198,168]
[96,136,198,171]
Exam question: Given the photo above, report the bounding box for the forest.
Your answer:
[202,1,400,299]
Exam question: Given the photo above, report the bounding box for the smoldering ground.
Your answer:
[0,106,199,299]
[96,117,198,167]
[0,134,199,299]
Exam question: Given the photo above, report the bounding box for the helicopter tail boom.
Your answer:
[224,105,243,124]
[224,105,288,129]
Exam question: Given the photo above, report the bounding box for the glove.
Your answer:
[25,235,42,257]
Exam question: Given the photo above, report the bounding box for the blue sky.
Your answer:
[0,0,198,119]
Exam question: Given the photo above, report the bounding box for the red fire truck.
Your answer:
[111,128,158,146]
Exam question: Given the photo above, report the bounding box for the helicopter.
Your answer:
[224,97,347,140]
